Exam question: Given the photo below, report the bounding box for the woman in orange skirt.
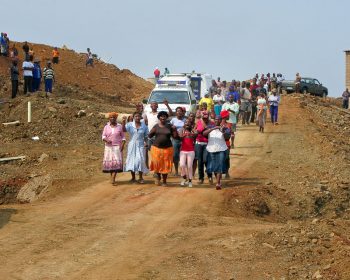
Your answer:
[148,111,178,186]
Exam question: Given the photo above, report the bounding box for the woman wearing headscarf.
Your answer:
[203,115,231,190]
[102,112,126,185]
[148,111,179,186]
[122,112,149,184]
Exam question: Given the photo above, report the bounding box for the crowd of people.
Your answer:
[101,75,281,190]
[3,36,95,98]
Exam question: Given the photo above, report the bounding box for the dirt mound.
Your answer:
[0,41,153,103]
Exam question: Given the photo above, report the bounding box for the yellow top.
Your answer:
[199,97,214,111]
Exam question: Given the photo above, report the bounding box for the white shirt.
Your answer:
[146,112,158,131]
[268,95,280,106]
[222,102,240,124]
[206,129,228,153]
[213,94,225,103]
[22,61,34,77]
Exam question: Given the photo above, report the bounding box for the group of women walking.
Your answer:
[101,106,231,190]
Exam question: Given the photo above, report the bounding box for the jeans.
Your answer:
[11,80,18,98]
[343,99,349,109]
[32,78,41,92]
[270,105,278,123]
[172,139,181,164]
[45,79,53,93]
[195,143,211,180]
[24,76,33,94]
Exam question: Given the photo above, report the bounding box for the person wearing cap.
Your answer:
[43,61,55,96]
[32,59,42,92]
[268,88,280,125]
[203,115,231,190]
[52,47,60,64]
[194,110,214,184]
[222,94,239,148]
[102,112,126,186]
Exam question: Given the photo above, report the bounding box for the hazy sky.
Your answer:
[2,0,350,96]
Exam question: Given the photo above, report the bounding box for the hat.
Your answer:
[34,58,41,63]
[220,110,229,119]
[108,112,118,118]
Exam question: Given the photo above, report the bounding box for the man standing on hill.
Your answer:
[86,48,94,67]
[10,60,19,98]
[154,67,160,79]
[52,47,60,64]
[295,73,301,93]
[0,33,7,56]
[22,41,30,60]
[22,56,34,95]
[43,61,55,97]
[342,88,350,109]
[32,59,42,92]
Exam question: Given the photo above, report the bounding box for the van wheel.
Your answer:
[302,88,308,94]
[322,91,327,98]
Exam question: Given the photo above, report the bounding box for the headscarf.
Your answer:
[109,112,118,119]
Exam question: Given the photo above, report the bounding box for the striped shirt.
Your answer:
[43,67,54,80]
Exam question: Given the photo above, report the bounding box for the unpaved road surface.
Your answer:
[1,96,349,279]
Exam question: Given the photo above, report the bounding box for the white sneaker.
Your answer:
[188,182,193,188]
[180,179,187,186]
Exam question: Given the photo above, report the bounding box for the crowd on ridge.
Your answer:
[0,34,95,99]
[102,74,282,190]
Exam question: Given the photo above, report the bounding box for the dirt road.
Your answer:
[0,96,349,279]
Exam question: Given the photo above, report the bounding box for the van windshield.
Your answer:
[148,90,190,104]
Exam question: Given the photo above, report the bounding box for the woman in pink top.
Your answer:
[102,112,126,186]
[179,119,197,187]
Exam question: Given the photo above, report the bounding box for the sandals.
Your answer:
[138,179,145,184]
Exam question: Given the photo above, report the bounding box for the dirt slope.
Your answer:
[0,41,153,103]
[0,95,349,279]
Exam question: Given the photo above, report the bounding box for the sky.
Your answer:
[2,0,350,97]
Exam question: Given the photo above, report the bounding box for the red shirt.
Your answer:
[181,131,195,151]
[154,69,160,78]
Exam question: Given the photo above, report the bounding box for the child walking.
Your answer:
[179,119,197,187]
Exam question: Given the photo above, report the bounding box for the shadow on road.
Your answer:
[0,208,17,229]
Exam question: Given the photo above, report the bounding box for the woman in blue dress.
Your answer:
[122,112,149,183]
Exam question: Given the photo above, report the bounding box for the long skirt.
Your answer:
[102,145,123,173]
[150,146,174,174]
[207,150,227,174]
[125,143,148,174]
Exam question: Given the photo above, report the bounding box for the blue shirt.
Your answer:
[226,91,240,102]
[33,64,42,79]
